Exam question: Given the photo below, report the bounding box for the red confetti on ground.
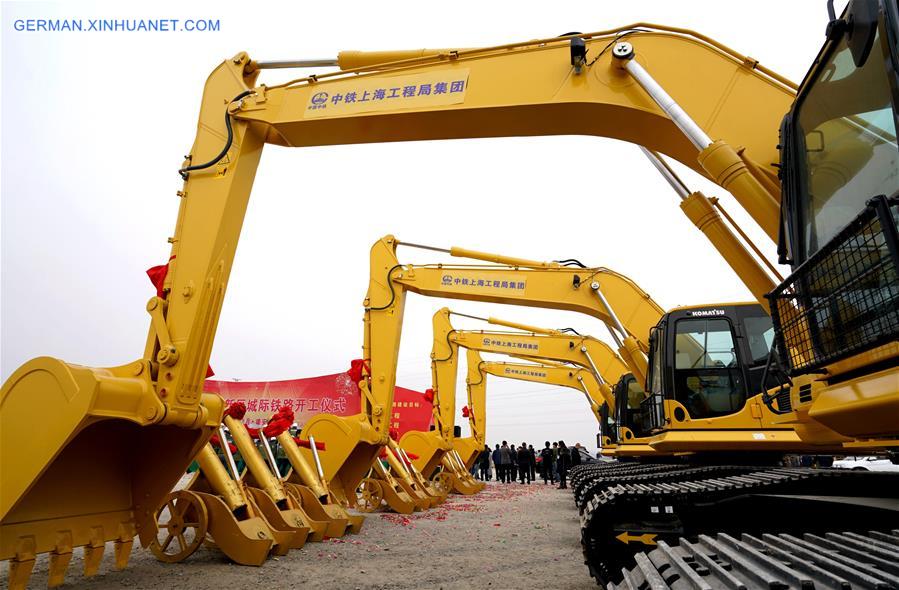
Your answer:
[376,483,545,527]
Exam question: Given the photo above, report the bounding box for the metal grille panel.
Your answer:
[768,195,899,375]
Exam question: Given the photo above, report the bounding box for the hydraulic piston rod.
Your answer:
[613,41,781,240]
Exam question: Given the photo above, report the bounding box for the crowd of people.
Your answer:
[471,440,586,489]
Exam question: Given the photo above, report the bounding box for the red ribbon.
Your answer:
[224,401,247,420]
[147,255,214,378]
[247,406,295,439]
[347,359,370,384]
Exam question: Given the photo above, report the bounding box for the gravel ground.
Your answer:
[4,481,595,589]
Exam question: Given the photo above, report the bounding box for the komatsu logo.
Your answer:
[688,309,725,317]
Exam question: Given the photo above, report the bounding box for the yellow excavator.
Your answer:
[3,5,897,586]
[454,349,611,471]
[357,251,664,501]
[397,309,485,495]
[404,308,629,472]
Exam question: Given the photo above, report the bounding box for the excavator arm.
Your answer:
[478,361,610,424]
[366,235,663,387]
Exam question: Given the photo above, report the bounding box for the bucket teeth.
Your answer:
[114,522,135,570]
[82,528,106,577]
[48,532,74,588]
[47,550,73,588]
[7,557,35,590]
[8,536,37,590]
[114,537,133,570]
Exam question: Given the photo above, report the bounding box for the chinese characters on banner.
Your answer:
[205,372,432,438]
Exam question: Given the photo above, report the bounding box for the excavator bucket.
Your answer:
[277,431,365,536]
[242,488,311,551]
[0,358,226,589]
[190,492,273,565]
[381,446,433,510]
[170,444,274,566]
[223,415,310,552]
[452,449,484,492]
[441,454,481,495]
[394,444,449,504]
[282,484,348,538]
[369,461,417,514]
[453,437,482,472]
[399,430,451,480]
[298,413,383,507]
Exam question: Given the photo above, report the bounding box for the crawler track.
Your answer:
[570,463,899,585]
[608,530,899,589]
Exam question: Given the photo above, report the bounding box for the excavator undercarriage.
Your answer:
[571,461,899,584]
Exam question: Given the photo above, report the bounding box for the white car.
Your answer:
[832,456,899,472]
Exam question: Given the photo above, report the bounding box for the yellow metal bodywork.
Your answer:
[455,350,489,470]
[479,361,611,424]
[183,444,275,565]
[2,22,895,585]
[454,306,869,455]
[224,417,310,550]
[276,431,364,535]
[0,359,225,585]
[399,307,637,491]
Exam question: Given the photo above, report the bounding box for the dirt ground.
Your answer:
[5,481,596,589]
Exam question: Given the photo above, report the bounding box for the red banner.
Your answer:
[205,373,432,437]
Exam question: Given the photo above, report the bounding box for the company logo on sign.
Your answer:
[503,367,547,379]
[304,69,470,118]
[482,338,539,352]
[440,272,526,295]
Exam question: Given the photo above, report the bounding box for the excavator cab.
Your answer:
[771,0,899,435]
[643,303,777,425]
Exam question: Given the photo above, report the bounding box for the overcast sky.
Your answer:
[1,1,833,452]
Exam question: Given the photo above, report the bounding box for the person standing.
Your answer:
[570,443,582,469]
[500,441,513,483]
[551,442,560,481]
[508,444,518,483]
[528,444,537,481]
[517,442,532,484]
[557,441,571,489]
[540,441,555,484]
[479,445,491,481]
[492,444,503,482]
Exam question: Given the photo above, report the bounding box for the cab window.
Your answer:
[744,315,775,364]
[673,318,746,419]
[795,25,899,260]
